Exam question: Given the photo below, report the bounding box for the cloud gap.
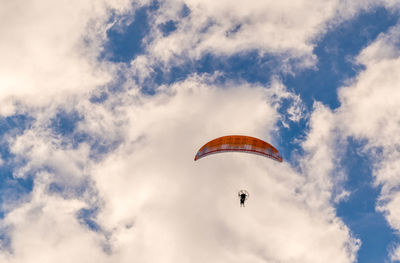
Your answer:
[101,1,160,63]
[159,20,178,37]
[0,114,35,218]
[76,207,102,232]
[139,50,306,95]
[51,110,84,137]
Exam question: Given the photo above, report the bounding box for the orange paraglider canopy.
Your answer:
[194,135,282,162]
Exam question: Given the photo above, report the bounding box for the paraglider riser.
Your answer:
[195,148,282,162]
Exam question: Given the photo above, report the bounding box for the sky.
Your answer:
[1,0,400,262]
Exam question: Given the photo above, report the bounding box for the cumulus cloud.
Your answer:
[298,103,338,208]
[0,172,107,263]
[0,0,384,116]
[0,0,136,115]
[0,75,359,262]
[334,21,400,260]
[148,0,332,60]
[133,0,391,74]
[3,0,389,262]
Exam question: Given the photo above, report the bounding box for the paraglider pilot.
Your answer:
[238,190,249,207]
[239,193,246,207]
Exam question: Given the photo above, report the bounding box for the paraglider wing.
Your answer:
[194,135,282,162]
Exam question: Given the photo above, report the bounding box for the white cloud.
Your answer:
[334,22,400,260]
[149,0,332,59]
[0,172,108,263]
[96,78,359,262]
[135,0,390,74]
[0,0,386,116]
[0,0,136,115]
[298,103,338,209]
[0,76,359,262]
[2,0,389,262]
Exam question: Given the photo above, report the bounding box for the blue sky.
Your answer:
[1,1,400,262]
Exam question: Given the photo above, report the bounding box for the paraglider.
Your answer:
[194,135,282,207]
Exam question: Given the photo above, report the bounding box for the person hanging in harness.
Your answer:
[238,190,249,207]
